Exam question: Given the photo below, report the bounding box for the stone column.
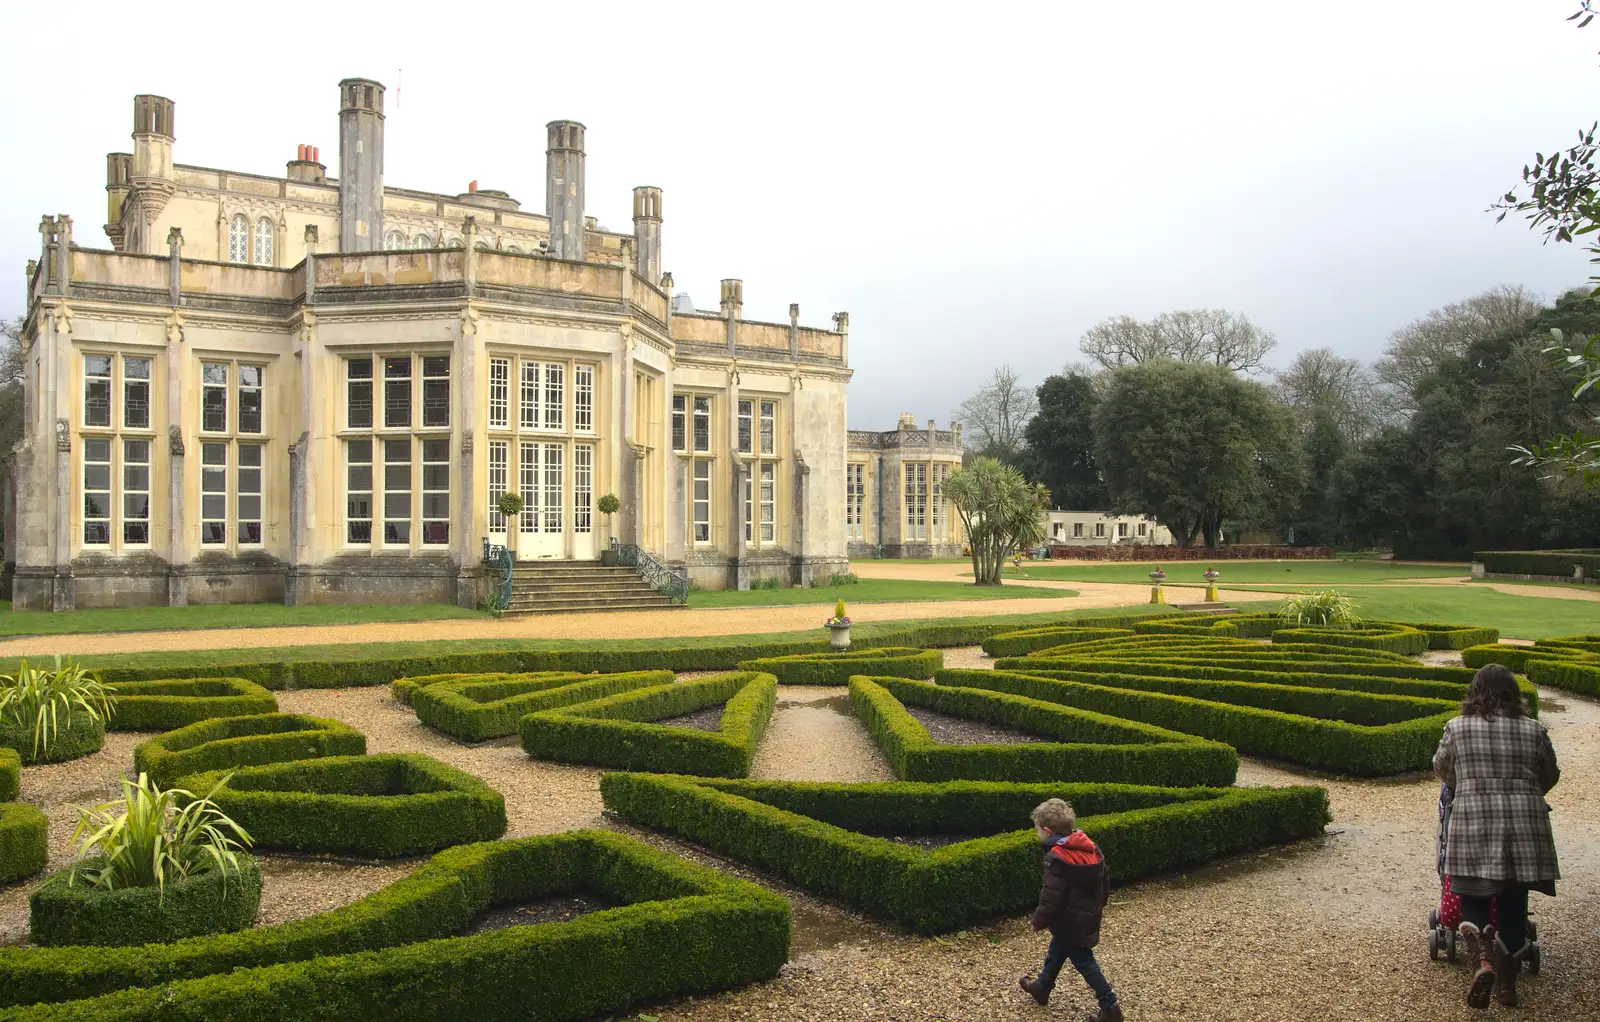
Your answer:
[789,304,800,359]
[727,367,747,590]
[792,451,812,587]
[618,327,638,548]
[454,302,481,607]
[164,228,188,605]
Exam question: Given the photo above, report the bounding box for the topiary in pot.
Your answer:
[30,772,260,946]
[497,492,525,556]
[598,493,621,564]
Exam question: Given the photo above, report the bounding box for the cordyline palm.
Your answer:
[70,772,252,899]
[0,657,116,758]
[945,458,1050,585]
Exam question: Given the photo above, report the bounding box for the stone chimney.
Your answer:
[337,78,385,251]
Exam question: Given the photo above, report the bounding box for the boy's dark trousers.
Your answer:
[1038,932,1117,1009]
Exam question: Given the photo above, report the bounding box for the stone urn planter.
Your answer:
[1204,567,1221,602]
[29,855,263,947]
[825,600,852,649]
[1148,567,1167,605]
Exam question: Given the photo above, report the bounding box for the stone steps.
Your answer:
[1171,602,1237,614]
[499,560,682,616]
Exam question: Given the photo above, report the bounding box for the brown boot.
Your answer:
[1084,1003,1124,1022]
[1459,922,1496,1010]
[1018,975,1050,1006]
[1494,937,1521,1008]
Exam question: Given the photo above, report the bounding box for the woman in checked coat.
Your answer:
[1433,664,1560,1010]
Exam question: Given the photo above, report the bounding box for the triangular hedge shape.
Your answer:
[601,772,1330,933]
[848,676,1237,786]
[519,671,777,777]
[409,670,674,741]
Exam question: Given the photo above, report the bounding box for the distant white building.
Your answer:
[1045,511,1172,548]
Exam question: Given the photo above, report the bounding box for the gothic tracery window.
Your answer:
[228,215,248,262]
[253,218,273,266]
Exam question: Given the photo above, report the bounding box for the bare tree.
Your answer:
[1375,284,1544,398]
[955,365,1037,457]
[1273,347,1380,441]
[1078,309,1277,373]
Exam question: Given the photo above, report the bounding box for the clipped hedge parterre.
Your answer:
[104,678,277,731]
[1460,643,1593,672]
[412,670,672,742]
[0,801,48,885]
[601,772,1329,934]
[980,627,1136,659]
[1527,658,1600,697]
[738,647,942,685]
[177,754,506,858]
[0,746,18,802]
[0,830,788,1022]
[1538,633,1600,653]
[519,672,777,778]
[132,714,367,787]
[28,857,262,948]
[1271,623,1430,655]
[849,676,1237,786]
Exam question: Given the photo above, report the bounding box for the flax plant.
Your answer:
[1278,590,1360,628]
[69,772,253,899]
[0,657,116,758]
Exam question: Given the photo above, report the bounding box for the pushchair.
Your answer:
[1427,783,1541,972]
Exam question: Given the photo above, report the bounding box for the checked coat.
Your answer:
[1434,713,1561,884]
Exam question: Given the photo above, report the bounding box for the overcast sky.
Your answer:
[3,1,1596,428]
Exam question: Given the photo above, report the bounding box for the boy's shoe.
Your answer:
[1084,1004,1124,1022]
[1018,976,1050,1006]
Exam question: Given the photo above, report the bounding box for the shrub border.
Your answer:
[0,801,49,886]
[519,672,777,778]
[0,830,788,1020]
[600,772,1329,934]
[132,714,368,787]
[0,713,106,765]
[0,746,18,802]
[411,671,673,742]
[1270,624,1429,655]
[848,676,1238,786]
[104,678,278,731]
[737,647,942,685]
[178,754,507,858]
[1527,658,1600,697]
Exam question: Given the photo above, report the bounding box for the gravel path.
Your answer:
[4,648,1597,1020]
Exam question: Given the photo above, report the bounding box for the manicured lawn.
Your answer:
[0,604,1161,673]
[687,579,1075,609]
[1228,586,1599,640]
[0,601,488,637]
[996,559,1470,586]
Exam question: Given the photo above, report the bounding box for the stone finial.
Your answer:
[789,303,799,323]
[166,226,184,248]
[304,224,319,243]
[660,271,673,291]
[832,311,850,332]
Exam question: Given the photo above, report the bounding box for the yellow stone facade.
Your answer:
[10,82,852,609]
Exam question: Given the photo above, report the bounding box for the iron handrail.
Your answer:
[613,541,690,604]
[481,538,513,612]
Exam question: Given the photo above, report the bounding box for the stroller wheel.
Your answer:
[1446,928,1458,962]
[1428,929,1441,961]
[1528,944,1541,977]
[1428,908,1440,929]
[1528,918,1538,941]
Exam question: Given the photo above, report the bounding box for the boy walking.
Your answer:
[1019,798,1123,1021]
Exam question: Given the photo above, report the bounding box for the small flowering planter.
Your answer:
[827,623,852,649]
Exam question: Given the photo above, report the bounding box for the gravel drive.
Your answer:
[2,647,1595,1021]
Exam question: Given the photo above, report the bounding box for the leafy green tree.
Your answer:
[1092,361,1304,547]
[1019,372,1108,510]
[944,458,1049,585]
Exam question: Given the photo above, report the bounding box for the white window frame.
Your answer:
[488,440,509,533]
[760,463,776,544]
[692,396,711,453]
[543,363,565,431]
[542,442,564,534]
[421,356,451,429]
[346,438,374,544]
[574,363,594,433]
[253,217,274,267]
[421,437,450,546]
[692,459,711,544]
[123,356,151,430]
[574,443,593,534]
[82,437,112,546]
[488,357,510,429]
[737,400,753,455]
[83,354,113,429]
[759,401,776,456]
[237,442,264,546]
[122,438,151,546]
[383,438,412,545]
[228,214,248,263]
[518,441,538,535]
[520,361,540,430]
[200,442,228,545]
[671,395,687,452]
[905,463,927,542]
[201,362,229,434]
[237,365,264,435]
[346,358,374,430]
[847,463,865,539]
[384,356,413,429]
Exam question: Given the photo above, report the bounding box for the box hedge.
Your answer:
[0,746,18,802]
[601,772,1329,934]
[1537,633,1600,653]
[848,676,1237,786]
[104,679,278,731]
[28,857,262,948]
[980,627,1136,659]
[0,830,789,1021]
[1270,624,1430,655]
[1527,658,1600,697]
[176,754,506,858]
[1365,620,1500,650]
[84,610,1194,691]
[388,673,476,706]
[0,801,48,885]
[738,647,942,685]
[1460,643,1593,672]
[132,714,367,787]
[411,670,673,742]
[0,712,105,765]
[519,672,776,778]
[941,668,1453,776]
[1131,619,1240,637]
[1475,548,1600,578]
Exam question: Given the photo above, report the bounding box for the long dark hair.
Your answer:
[1461,664,1525,718]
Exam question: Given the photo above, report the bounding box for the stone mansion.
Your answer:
[9,80,861,609]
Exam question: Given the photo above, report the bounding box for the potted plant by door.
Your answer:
[597,493,621,565]
[824,599,852,649]
[497,493,524,557]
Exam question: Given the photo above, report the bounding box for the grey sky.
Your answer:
[2,1,1594,430]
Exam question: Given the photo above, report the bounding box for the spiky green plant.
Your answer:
[69,772,252,898]
[0,657,116,758]
[1278,590,1360,628]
